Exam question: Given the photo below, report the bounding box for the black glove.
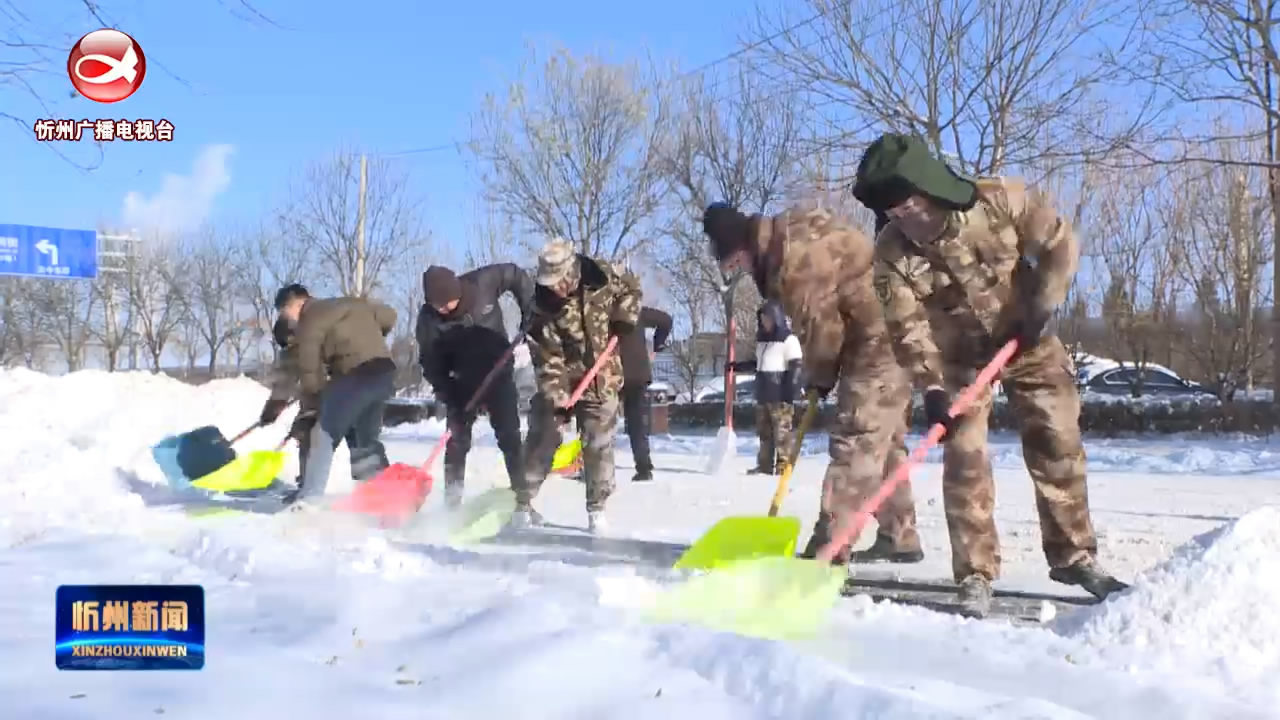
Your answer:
[608,320,635,337]
[553,406,574,424]
[288,411,317,442]
[260,397,289,425]
[923,388,955,441]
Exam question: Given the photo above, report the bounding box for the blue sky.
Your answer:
[2,0,749,262]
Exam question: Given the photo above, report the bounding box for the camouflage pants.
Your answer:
[941,335,1097,581]
[518,391,620,512]
[818,362,920,553]
[755,402,795,472]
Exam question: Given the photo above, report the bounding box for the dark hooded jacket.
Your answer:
[729,300,803,404]
[618,306,673,384]
[415,262,534,403]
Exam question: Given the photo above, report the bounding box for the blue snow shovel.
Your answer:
[152,420,283,492]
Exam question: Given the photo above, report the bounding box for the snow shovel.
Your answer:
[703,313,740,477]
[551,436,583,473]
[673,392,819,571]
[190,437,290,493]
[448,336,621,544]
[650,340,1020,641]
[336,341,523,525]
[153,418,287,492]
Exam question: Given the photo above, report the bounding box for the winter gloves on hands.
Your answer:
[923,387,955,442]
[259,398,290,425]
[608,319,635,338]
[288,410,317,443]
[553,406,574,424]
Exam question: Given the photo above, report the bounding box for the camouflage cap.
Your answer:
[536,237,578,286]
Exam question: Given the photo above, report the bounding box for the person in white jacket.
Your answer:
[727,299,803,474]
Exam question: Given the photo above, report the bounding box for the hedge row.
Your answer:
[383,397,1280,435]
[665,398,1280,436]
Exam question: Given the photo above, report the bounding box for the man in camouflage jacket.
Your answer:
[702,202,923,565]
[516,237,642,533]
[851,133,1128,612]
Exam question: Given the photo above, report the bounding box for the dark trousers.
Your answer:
[444,372,523,491]
[622,382,652,474]
[298,368,395,499]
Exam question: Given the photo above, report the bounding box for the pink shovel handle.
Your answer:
[816,340,1020,563]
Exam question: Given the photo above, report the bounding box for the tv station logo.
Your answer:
[55,585,205,670]
[36,29,174,143]
[68,28,147,103]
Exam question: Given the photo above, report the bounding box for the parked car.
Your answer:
[697,376,758,405]
[1079,364,1216,398]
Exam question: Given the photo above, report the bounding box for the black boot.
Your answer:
[847,533,925,564]
[1049,556,1130,600]
[957,574,993,617]
[631,469,654,482]
[799,516,852,565]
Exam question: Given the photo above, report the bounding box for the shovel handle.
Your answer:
[564,336,619,409]
[768,392,819,517]
[815,340,1019,563]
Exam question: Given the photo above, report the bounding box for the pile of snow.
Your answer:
[1057,506,1280,707]
[0,368,351,547]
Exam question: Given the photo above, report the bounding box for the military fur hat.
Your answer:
[851,133,977,212]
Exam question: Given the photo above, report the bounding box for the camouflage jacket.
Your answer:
[527,255,642,407]
[747,205,901,393]
[872,176,1078,389]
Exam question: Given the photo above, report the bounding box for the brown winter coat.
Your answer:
[747,205,902,392]
[294,297,397,396]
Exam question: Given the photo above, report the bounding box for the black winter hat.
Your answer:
[271,315,293,349]
[702,202,753,261]
[274,283,309,310]
[851,133,977,212]
[423,265,462,307]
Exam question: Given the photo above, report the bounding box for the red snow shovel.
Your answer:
[650,340,1021,640]
[334,340,524,525]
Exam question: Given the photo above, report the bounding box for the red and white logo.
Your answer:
[67,29,147,104]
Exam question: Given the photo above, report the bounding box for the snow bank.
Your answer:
[0,368,349,546]
[1056,506,1280,707]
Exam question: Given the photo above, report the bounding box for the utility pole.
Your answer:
[354,153,368,297]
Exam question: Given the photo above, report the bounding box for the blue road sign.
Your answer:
[0,224,98,280]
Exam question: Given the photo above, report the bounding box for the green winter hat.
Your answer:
[851,133,977,212]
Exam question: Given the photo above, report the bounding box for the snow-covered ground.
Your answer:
[2,367,1279,718]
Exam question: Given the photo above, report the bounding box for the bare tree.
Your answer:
[277,150,426,298]
[36,280,96,371]
[657,68,802,397]
[1093,166,1183,394]
[127,244,187,372]
[178,229,243,375]
[1165,141,1275,399]
[88,269,133,371]
[469,45,673,260]
[1113,1,1280,395]
[747,0,1150,180]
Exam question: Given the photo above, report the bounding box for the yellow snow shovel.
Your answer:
[551,437,582,473]
[190,436,290,492]
[650,341,1020,641]
[673,391,820,570]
